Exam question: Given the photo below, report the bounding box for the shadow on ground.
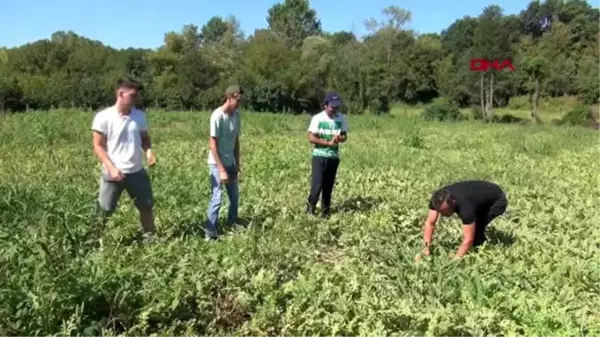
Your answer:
[434,226,517,253]
[334,196,382,214]
[486,227,517,247]
[165,212,273,240]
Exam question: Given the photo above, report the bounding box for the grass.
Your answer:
[0,108,599,336]
[391,103,567,123]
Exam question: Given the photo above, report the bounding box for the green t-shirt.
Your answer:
[207,107,240,167]
[308,111,348,158]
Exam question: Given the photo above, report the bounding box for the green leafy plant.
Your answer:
[421,98,463,121]
[0,109,598,336]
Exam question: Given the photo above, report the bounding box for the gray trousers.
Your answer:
[92,168,154,234]
[97,168,154,213]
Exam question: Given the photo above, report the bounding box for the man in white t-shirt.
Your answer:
[205,85,243,240]
[91,79,157,240]
[307,91,348,218]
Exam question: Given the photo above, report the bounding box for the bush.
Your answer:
[470,106,484,120]
[558,105,592,125]
[368,96,390,114]
[421,98,462,121]
[507,96,529,110]
[507,95,584,115]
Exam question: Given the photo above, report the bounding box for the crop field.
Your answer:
[0,109,599,336]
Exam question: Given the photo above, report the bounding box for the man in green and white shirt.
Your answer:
[306,91,349,217]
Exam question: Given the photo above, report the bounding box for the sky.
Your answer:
[1,0,598,50]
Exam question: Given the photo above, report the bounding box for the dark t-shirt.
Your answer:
[428,180,504,224]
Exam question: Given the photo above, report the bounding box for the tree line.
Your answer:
[0,0,598,121]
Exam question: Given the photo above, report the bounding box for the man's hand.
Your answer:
[415,247,431,262]
[108,166,125,181]
[146,149,157,167]
[454,223,475,259]
[219,169,229,185]
[235,167,242,182]
[335,132,347,143]
[418,210,438,262]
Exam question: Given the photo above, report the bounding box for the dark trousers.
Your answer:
[474,193,508,246]
[307,156,340,217]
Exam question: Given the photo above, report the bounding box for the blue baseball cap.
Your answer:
[324,91,342,107]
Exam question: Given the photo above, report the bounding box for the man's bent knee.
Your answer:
[134,197,153,211]
[96,199,117,217]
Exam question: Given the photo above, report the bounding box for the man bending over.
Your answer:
[418,180,508,260]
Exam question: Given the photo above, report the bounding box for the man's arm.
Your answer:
[209,136,226,172]
[454,207,476,259]
[208,115,227,173]
[455,223,475,259]
[338,116,348,142]
[92,131,117,171]
[307,116,335,146]
[416,208,438,261]
[141,130,152,152]
[308,132,335,146]
[141,130,156,166]
[234,135,240,170]
[423,209,439,248]
[138,110,155,166]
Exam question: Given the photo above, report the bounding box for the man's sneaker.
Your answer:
[141,232,156,244]
[232,223,246,231]
[205,235,218,242]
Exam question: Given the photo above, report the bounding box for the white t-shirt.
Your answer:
[91,106,149,174]
[207,107,240,167]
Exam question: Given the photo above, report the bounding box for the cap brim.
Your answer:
[329,99,342,107]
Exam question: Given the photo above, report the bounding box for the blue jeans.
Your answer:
[206,164,239,238]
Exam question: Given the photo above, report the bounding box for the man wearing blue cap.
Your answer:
[306,91,349,217]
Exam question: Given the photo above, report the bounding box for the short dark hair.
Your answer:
[116,78,140,91]
[431,188,454,210]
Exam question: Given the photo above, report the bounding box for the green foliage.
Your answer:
[368,96,390,114]
[558,105,593,125]
[421,98,463,121]
[470,105,485,120]
[201,17,229,44]
[0,0,598,118]
[266,0,321,48]
[508,95,586,115]
[507,96,530,110]
[0,110,598,335]
[576,53,600,104]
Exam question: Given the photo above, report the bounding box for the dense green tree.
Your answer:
[266,0,322,49]
[0,0,597,122]
[201,16,230,44]
[472,5,514,120]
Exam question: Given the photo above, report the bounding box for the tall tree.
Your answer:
[472,5,513,120]
[362,6,414,111]
[239,29,297,112]
[0,1,598,117]
[267,0,322,49]
[326,31,356,46]
[440,16,478,60]
[519,35,548,123]
[202,16,245,82]
[575,33,599,104]
[201,16,230,44]
[437,17,478,106]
